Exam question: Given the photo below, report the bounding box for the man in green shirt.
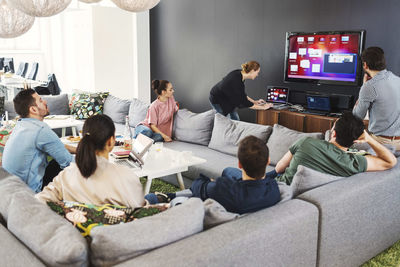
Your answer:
[275,113,397,185]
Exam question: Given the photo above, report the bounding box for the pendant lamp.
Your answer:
[110,0,160,12]
[6,0,72,17]
[78,0,102,3]
[0,0,35,38]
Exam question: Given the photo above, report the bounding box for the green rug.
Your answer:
[146,178,400,266]
[362,239,400,267]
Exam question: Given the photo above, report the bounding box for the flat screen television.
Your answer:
[284,30,365,86]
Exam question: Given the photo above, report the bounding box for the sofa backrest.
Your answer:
[5,94,70,120]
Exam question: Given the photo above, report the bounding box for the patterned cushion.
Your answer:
[70,92,109,119]
[48,201,168,237]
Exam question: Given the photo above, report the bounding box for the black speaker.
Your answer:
[330,94,353,112]
[288,90,307,106]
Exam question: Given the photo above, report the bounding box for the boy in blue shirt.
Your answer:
[147,135,280,214]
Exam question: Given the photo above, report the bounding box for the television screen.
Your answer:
[284,30,365,86]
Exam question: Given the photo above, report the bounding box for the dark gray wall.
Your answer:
[150,0,400,122]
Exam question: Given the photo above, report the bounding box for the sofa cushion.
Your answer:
[90,198,204,266]
[0,224,46,267]
[208,113,273,156]
[173,109,215,146]
[267,124,324,165]
[42,94,70,115]
[128,98,149,127]
[4,94,69,119]
[291,165,344,197]
[0,176,33,222]
[4,100,17,119]
[164,141,276,181]
[7,191,88,267]
[70,92,109,119]
[203,198,241,229]
[103,95,131,124]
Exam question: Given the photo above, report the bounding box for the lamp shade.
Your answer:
[0,0,35,38]
[6,0,72,17]
[78,0,102,3]
[110,0,160,12]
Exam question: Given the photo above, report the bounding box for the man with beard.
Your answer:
[3,89,75,192]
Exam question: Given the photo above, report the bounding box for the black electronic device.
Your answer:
[3,58,14,73]
[266,86,289,104]
[0,58,4,70]
[306,95,331,113]
[330,93,353,111]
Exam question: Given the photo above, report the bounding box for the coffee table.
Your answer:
[61,138,206,194]
[111,146,206,194]
[44,115,84,137]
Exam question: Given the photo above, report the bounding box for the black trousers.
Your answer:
[41,160,62,190]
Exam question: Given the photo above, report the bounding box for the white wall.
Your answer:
[0,1,151,103]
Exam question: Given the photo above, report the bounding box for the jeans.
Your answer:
[134,124,164,142]
[209,102,240,121]
[222,167,279,180]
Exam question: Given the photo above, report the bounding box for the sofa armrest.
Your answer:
[298,161,400,267]
[115,199,319,267]
[0,224,45,267]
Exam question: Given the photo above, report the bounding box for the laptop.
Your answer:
[266,86,290,109]
[113,133,154,169]
[305,95,331,115]
[129,133,154,167]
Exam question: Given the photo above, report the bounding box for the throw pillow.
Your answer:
[278,182,293,203]
[173,109,215,146]
[90,198,204,266]
[7,192,89,267]
[103,95,131,124]
[203,198,241,229]
[291,165,344,197]
[47,201,168,237]
[208,113,273,156]
[42,94,70,115]
[70,92,109,119]
[267,124,324,165]
[128,98,149,127]
[4,100,17,119]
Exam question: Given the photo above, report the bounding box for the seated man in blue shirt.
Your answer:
[147,135,281,214]
[3,89,75,193]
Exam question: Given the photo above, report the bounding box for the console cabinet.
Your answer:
[256,109,337,133]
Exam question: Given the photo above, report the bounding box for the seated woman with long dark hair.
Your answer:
[36,114,145,208]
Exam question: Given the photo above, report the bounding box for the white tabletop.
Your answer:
[0,75,46,89]
[44,115,84,129]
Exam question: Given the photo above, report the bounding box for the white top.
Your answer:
[36,156,145,208]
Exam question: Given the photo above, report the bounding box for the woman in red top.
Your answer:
[134,80,179,142]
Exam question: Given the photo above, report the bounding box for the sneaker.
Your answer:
[155,192,171,203]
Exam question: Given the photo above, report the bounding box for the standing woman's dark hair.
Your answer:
[152,80,170,96]
[76,114,115,178]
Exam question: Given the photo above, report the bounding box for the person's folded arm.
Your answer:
[275,151,293,174]
[356,130,397,171]
[150,124,172,142]
[37,127,73,168]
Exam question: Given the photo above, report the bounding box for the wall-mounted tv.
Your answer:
[284,30,365,86]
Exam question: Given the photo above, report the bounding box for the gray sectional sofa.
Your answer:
[1,94,400,267]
